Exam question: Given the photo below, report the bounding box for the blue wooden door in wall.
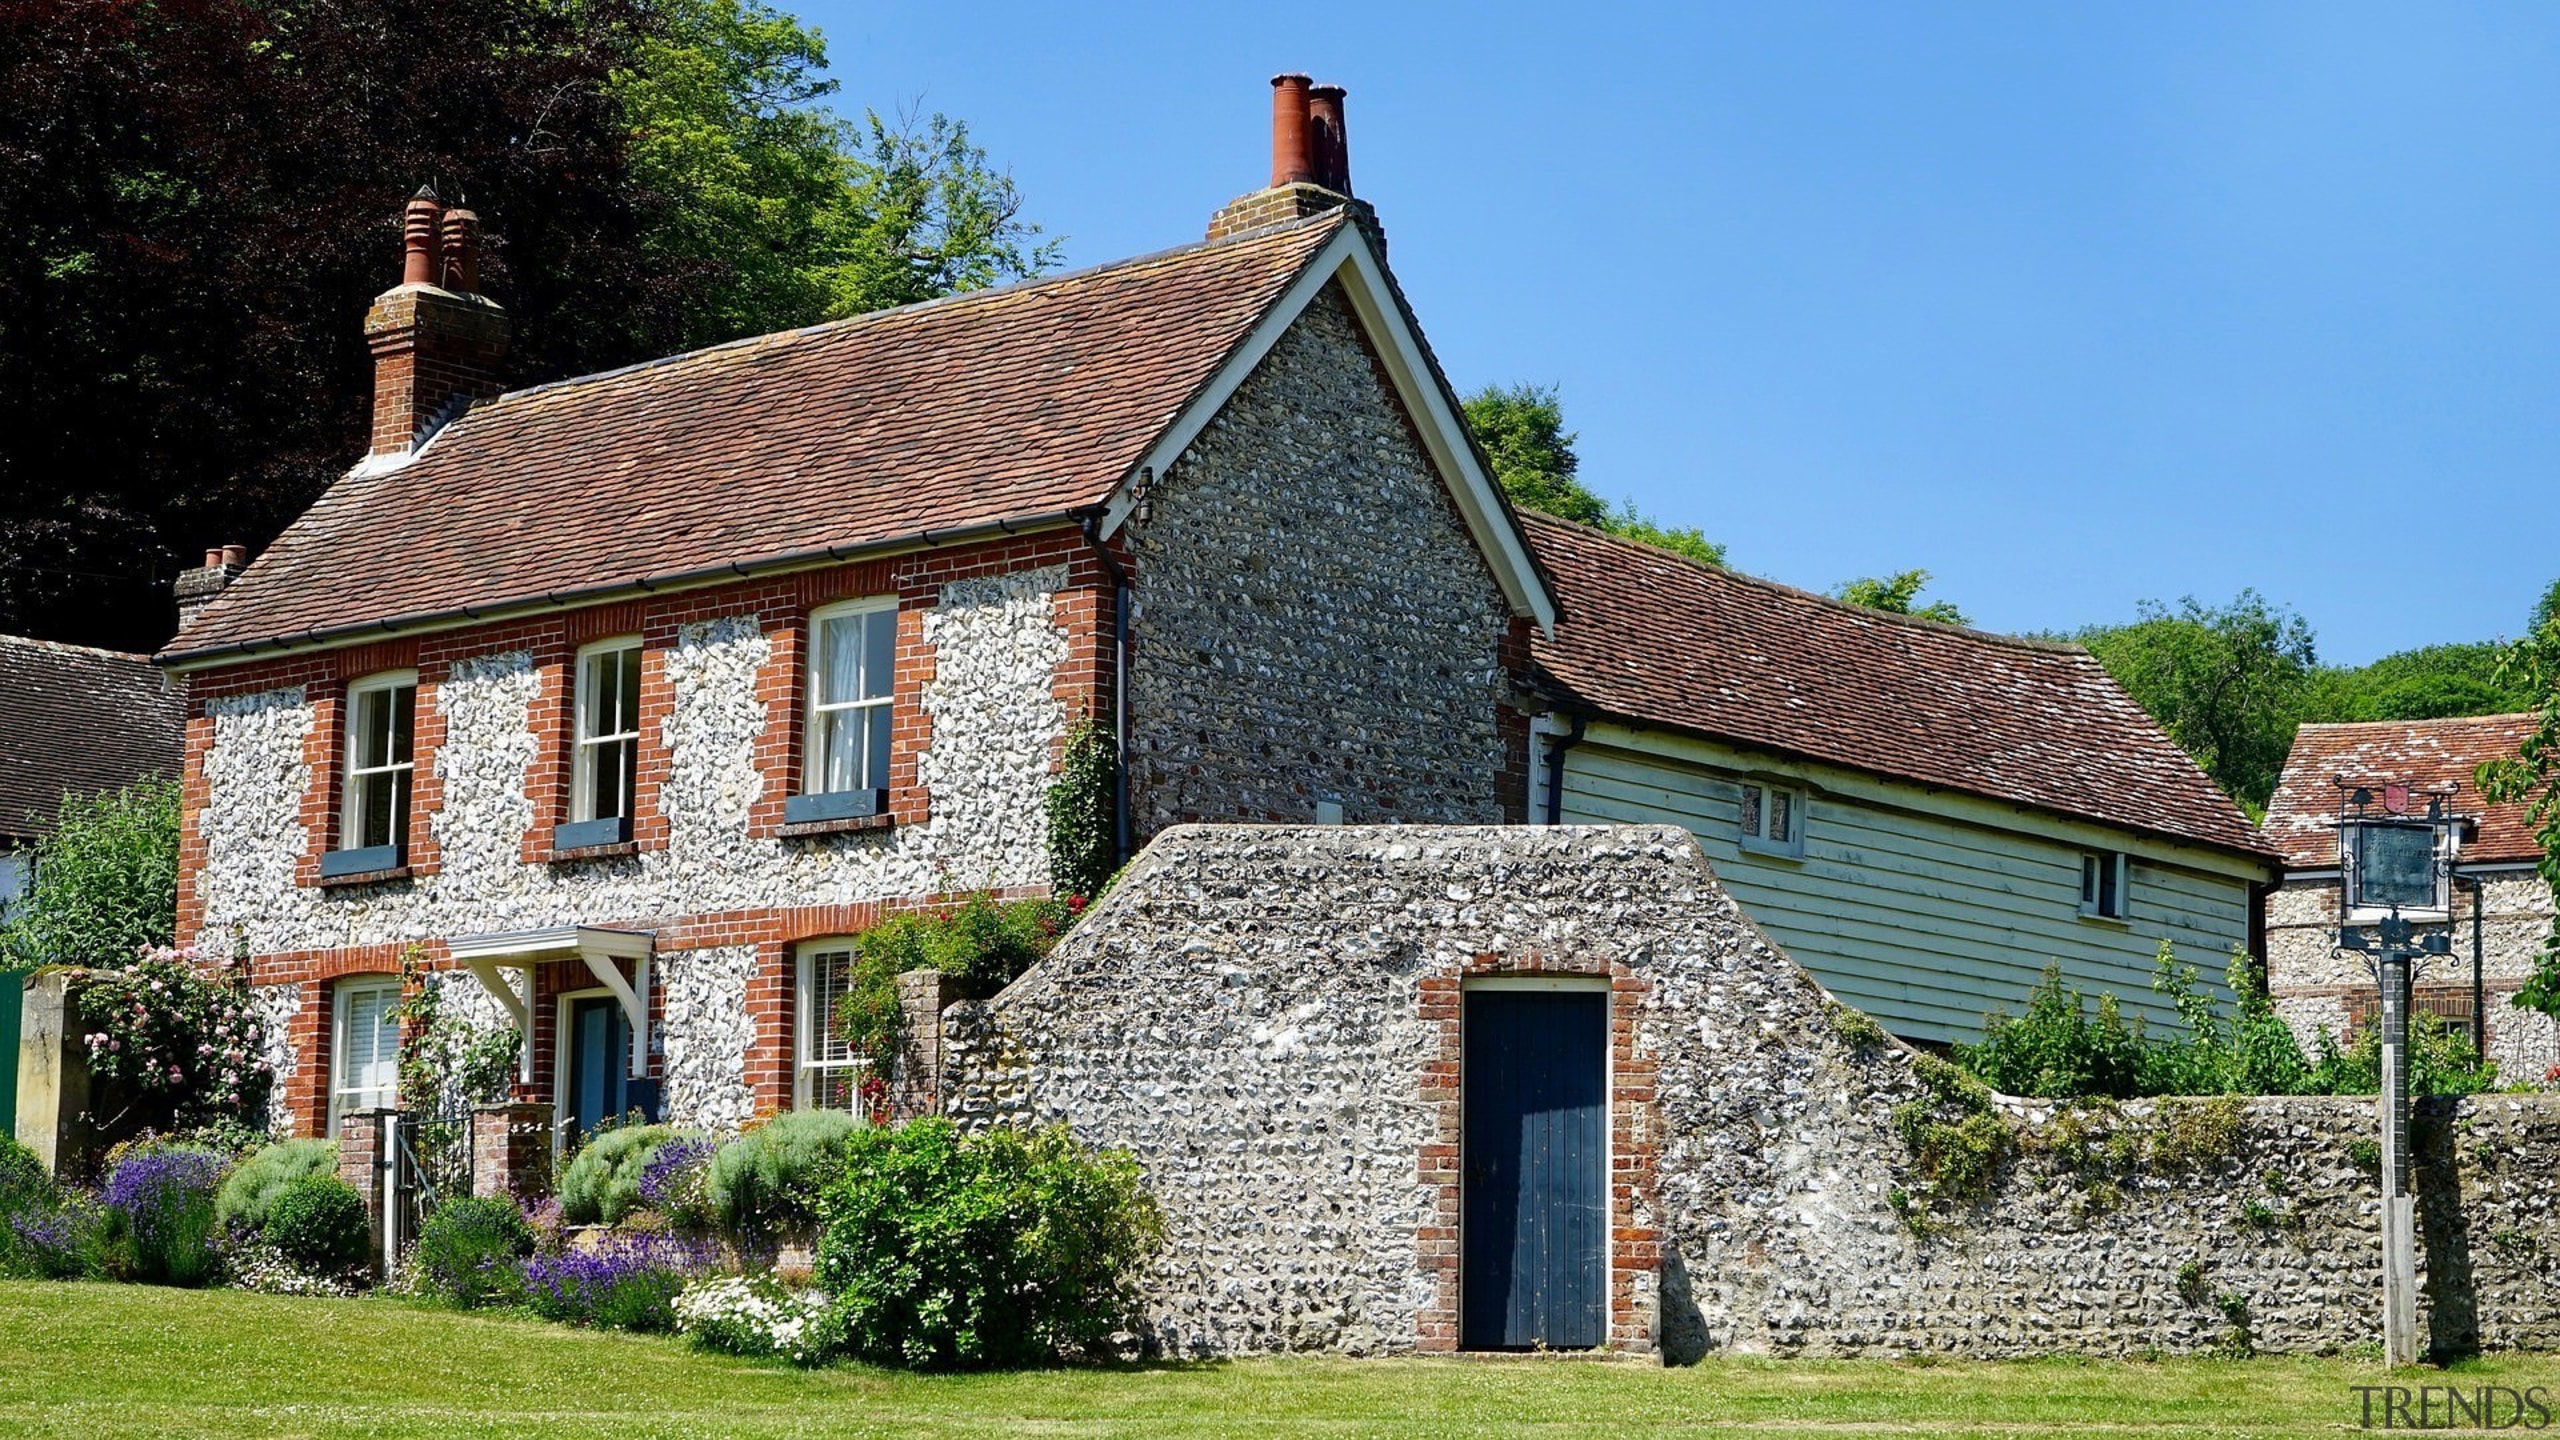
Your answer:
[1461,987,1607,1350]
[565,997,630,1146]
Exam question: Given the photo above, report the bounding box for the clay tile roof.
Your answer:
[0,635,186,842]
[165,213,1353,660]
[1521,515,2269,860]
[2261,714,2544,869]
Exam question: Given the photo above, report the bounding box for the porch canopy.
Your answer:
[448,925,654,1081]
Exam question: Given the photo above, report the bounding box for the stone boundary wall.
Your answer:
[941,824,2560,1360]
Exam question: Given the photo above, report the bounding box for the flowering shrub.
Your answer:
[522,1231,713,1332]
[674,1275,828,1364]
[100,1146,228,1286]
[0,1140,99,1281]
[6,1205,102,1280]
[411,1196,536,1309]
[74,946,272,1133]
[225,1234,360,1297]
[813,1119,1163,1370]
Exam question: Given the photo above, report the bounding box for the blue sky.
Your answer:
[794,2,2559,664]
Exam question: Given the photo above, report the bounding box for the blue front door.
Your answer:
[565,997,630,1147]
[1461,987,1608,1350]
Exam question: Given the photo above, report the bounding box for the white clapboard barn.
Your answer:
[1519,515,2276,1043]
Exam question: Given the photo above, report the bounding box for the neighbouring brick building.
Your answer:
[2262,715,2555,1078]
[157,76,1554,1144]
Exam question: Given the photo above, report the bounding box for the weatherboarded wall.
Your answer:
[941,823,2560,1361]
[1552,725,2262,1044]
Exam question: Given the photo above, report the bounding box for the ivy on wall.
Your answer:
[1043,719,1118,902]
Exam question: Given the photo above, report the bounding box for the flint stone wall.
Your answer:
[1126,282,1512,834]
[191,568,1068,1135]
[943,824,2560,1360]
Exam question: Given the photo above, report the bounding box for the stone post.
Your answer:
[471,1101,555,1206]
[12,971,91,1178]
[891,969,958,1122]
[336,1109,393,1276]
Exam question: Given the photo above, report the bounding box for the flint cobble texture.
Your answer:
[1126,282,1512,834]
[945,823,2560,1359]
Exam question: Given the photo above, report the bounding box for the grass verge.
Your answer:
[0,1280,2536,1437]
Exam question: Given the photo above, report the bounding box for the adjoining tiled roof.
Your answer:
[1521,516,2269,860]
[0,635,187,842]
[2262,715,2543,869]
[164,213,1354,660]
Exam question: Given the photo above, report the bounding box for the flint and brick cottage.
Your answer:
[2261,715,2554,1076]
[157,76,1554,1143]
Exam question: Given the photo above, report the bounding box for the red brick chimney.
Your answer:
[363,185,510,461]
[1209,74,1372,241]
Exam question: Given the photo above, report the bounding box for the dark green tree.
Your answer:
[1835,569,1969,626]
[0,0,1049,652]
[1460,382,1725,568]
[2298,642,2534,724]
[2075,592,2316,814]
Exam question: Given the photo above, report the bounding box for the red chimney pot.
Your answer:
[441,208,481,294]
[401,188,443,288]
[220,543,248,568]
[1269,73,1315,187]
[1307,84,1351,195]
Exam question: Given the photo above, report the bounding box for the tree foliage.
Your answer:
[1459,383,1726,568]
[1835,569,1968,626]
[0,778,178,968]
[2479,600,2560,1021]
[613,0,1052,350]
[0,0,1049,651]
[2073,593,2316,814]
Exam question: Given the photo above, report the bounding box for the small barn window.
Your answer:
[2080,851,2129,920]
[1738,782,1806,857]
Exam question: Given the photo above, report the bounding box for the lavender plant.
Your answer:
[100,1147,227,1286]
[522,1231,714,1333]
[635,1137,716,1231]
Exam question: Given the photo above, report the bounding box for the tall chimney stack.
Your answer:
[1209,73,1372,242]
[363,184,511,463]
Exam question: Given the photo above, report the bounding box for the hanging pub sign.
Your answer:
[2337,783,2458,923]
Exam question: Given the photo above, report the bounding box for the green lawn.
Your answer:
[0,1280,2538,1437]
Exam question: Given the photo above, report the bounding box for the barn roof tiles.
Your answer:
[1521,515,2270,860]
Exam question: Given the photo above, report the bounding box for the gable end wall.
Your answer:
[1126,281,1518,834]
